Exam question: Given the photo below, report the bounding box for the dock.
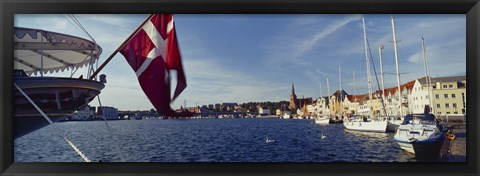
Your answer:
[440,124,466,162]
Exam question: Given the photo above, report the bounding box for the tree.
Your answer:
[149,108,156,113]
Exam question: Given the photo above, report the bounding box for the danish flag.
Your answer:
[120,14,189,117]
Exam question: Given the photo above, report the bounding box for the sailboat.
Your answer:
[343,17,388,133]
[14,27,105,139]
[314,82,330,125]
[393,32,446,158]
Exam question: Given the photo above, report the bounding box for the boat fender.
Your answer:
[448,134,455,140]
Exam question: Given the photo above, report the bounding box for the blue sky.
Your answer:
[15,14,466,111]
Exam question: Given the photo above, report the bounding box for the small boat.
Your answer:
[343,115,388,133]
[282,113,291,119]
[315,116,330,125]
[14,27,105,139]
[393,113,446,158]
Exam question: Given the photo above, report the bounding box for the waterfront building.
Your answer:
[71,106,96,120]
[431,76,465,116]
[409,77,434,114]
[381,80,415,116]
[306,104,316,115]
[275,109,282,116]
[289,83,298,110]
[208,104,214,110]
[288,83,313,112]
[329,90,348,116]
[345,95,363,115]
[408,76,466,116]
[314,97,329,116]
[220,103,237,112]
[258,107,271,116]
[98,106,119,120]
[368,97,384,118]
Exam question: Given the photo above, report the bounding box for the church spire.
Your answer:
[291,82,295,96]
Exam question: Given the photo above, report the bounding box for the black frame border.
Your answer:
[1,0,479,176]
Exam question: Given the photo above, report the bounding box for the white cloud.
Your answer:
[293,15,362,58]
[263,15,362,71]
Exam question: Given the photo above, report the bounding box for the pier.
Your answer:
[441,124,466,162]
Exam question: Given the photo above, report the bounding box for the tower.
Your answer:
[289,83,297,110]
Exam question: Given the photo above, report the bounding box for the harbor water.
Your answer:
[16,118,427,162]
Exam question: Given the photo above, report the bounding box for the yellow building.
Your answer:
[430,76,466,116]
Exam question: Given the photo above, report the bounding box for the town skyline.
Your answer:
[15,14,466,111]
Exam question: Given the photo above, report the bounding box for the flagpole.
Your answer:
[90,14,155,80]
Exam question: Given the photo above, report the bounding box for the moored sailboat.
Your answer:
[343,16,387,133]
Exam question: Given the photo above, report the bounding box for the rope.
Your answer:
[97,96,127,162]
[14,82,91,162]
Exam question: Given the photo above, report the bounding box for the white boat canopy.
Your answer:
[14,27,102,76]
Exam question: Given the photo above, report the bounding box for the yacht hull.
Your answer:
[395,135,446,158]
[14,77,105,139]
[315,118,330,125]
[343,121,388,133]
[386,120,402,132]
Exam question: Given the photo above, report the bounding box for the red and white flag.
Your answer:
[120,14,189,117]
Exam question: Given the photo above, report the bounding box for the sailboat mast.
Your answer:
[353,71,357,97]
[339,65,343,115]
[391,16,403,117]
[327,77,331,117]
[320,82,323,98]
[339,65,343,100]
[362,17,373,100]
[379,45,385,100]
[421,35,434,114]
[327,77,331,99]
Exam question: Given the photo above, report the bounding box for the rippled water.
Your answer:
[15,118,419,162]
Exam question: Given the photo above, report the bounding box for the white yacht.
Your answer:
[393,113,446,158]
[315,116,330,125]
[343,116,388,133]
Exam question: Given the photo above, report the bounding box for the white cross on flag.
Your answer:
[120,14,189,117]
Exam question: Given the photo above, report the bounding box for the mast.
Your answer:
[319,82,323,98]
[421,35,434,114]
[362,17,372,100]
[379,45,387,116]
[339,65,343,115]
[353,70,357,97]
[379,45,385,101]
[327,77,331,117]
[391,16,403,117]
[327,77,331,99]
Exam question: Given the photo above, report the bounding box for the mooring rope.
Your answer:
[97,95,127,162]
[14,83,91,162]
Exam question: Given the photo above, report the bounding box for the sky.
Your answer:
[14,14,466,111]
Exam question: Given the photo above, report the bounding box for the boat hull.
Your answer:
[386,121,401,132]
[315,118,330,125]
[14,77,105,139]
[395,135,446,158]
[343,120,388,133]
